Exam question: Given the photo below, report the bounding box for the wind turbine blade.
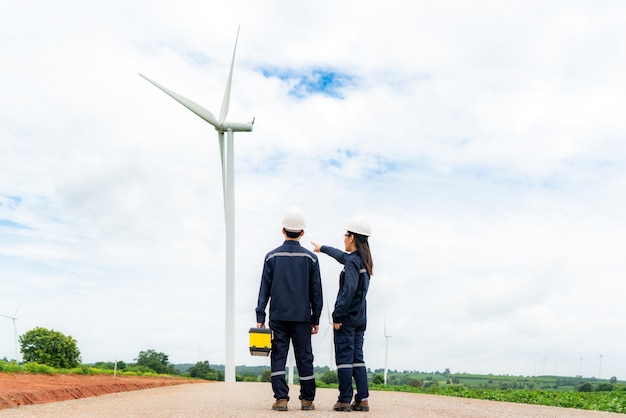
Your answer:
[218,133,226,203]
[139,73,221,129]
[14,302,21,318]
[219,26,240,123]
[319,325,330,344]
[326,295,333,324]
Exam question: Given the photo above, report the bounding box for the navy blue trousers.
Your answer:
[334,320,369,403]
[269,320,316,401]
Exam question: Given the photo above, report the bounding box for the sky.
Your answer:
[1,1,625,379]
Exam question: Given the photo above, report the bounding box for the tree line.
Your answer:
[13,326,223,379]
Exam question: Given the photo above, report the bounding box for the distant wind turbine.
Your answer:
[0,302,21,362]
[579,357,583,377]
[139,27,254,383]
[599,354,604,379]
[384,317,392,385]
[316,295,334,369]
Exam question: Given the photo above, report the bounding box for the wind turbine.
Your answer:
[599,354,604,379]
[320,298,335,370]
[288,345,295,385]
[579,357,583,377]
[139,27,254,383]
[0,302,21,362]
[384,317,392,385]
[316,295,334,369]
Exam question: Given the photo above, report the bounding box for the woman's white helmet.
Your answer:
[346,215,372,237]
[282,206,306,232]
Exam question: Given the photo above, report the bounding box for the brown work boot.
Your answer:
[351,400,369,411]
[272,398,288,411]
[333,402,352,411]
[301,399,315,410]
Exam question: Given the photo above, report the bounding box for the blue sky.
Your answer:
[2,1,626,380]
[260,68,353,98]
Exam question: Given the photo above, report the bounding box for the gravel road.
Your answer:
[0,382,622,417]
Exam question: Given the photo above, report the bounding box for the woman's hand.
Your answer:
[310,241,322,253]
[333,322,342,330]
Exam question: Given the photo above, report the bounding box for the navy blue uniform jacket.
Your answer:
[256,240,323,325]
[321,246,370,325]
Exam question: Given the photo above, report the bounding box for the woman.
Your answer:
[311,215,373,412]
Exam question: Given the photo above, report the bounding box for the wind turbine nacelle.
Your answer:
[219,121,254,132]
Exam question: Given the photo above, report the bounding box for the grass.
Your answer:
[0,360,184,379]
[3,360,625,413]
[369,383,626,414]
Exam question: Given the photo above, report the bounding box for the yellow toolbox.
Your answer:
[249,327,272,356]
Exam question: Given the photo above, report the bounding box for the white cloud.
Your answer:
[1,1,626,380]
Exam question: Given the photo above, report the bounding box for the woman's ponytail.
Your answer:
[354,233,373,276]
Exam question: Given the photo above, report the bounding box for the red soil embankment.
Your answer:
[0,373,207,410]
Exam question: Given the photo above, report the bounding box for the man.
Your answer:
[255,207,323,411]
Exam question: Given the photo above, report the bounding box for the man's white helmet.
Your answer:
[282,206,306,232]
[346,215,372,237]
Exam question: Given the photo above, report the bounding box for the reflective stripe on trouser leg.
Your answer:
[335,324,356,403]
[270,320,290,400]
[337,364,354,403]
[292,321,316,401]
[353,325,369,402]
[353,362,369,402]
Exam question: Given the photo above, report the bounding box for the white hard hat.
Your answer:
[282,206,306,232]
[346,215,372,237]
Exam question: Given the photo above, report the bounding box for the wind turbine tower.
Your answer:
[599,354,604,379]
[139,27,254,383]
[316,296,334,369]
[326,302,333,369]
[0,303,21,362]
[579,357,583,377]
[384,318,392,385]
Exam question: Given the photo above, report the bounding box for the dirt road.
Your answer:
[0,382,622,417]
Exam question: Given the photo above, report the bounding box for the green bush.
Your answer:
[596,383,614,392]
[124,365,158,375]
[320,370,338,384]
[0,360,21,372]
[69,365,94,375]
[409,379,422,388]
[261,370,271,382]
[23,362,56,375]
[188,361,215,380]
[19,327,81,368]
[371,374,384,385]
[133,349,172,374]
[424,379,439,388]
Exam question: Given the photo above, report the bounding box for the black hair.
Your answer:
[284,229,303,239]
[348,232,374,276]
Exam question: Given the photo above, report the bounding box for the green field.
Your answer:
[3,360,625,414]
[239,366,626,414]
